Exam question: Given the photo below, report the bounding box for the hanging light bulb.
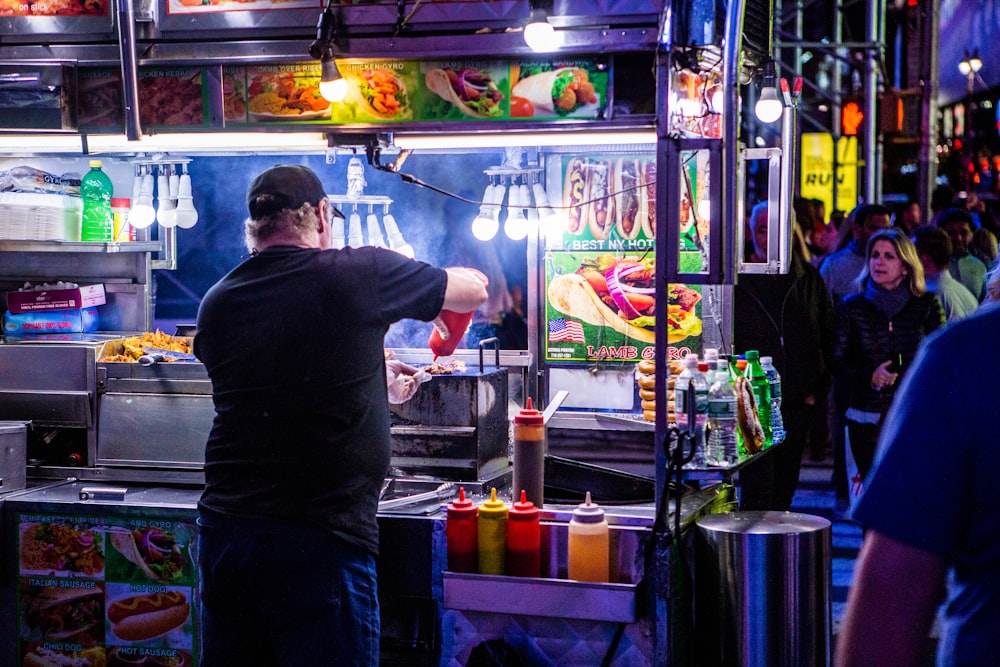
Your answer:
[754,60,783,124]
[366,211,386,247]
[382,212,414,257]
[129,171,156,229]
[173,171,198,229]
[524,6,557,52]
[330,210,346,249]
[320,57,348,103]
[472,183,499,241]
[347,208,363,247]
[504,182,529,241]
[156,169,177,228]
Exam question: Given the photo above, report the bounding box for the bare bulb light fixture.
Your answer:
[309,1,348,103]
[754,60,783,124]
[524,6,557,52]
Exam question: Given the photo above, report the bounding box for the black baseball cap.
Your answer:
[246,165,328,218]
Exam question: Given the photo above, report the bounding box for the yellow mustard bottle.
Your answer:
[477,487,508,575]
[568,491,609,583]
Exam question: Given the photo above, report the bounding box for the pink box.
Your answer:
[6,284,105,314]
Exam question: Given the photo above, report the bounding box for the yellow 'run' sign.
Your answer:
[800,133,858,216]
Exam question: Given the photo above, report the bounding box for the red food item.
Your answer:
[510,95,534,117]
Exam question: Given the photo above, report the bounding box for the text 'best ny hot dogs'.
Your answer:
[108,591,190,641]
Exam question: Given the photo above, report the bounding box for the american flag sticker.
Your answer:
[548,318,586,343]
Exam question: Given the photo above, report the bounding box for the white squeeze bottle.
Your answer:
[568,491,609,583]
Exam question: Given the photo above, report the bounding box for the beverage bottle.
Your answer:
[760,355,785,445]
[674,354,708,466]
[506,490,541,577]
[706,360,740,466]
[446,487,478,573]
[80,159,114,242]
[477,487,508,575]
[567,491,609,583]
[512,397,546,509]
[744,350,773,446]
[703,347,719,373]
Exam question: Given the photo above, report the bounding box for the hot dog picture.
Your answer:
[614,158,646,240]
[547,254,703,345]
[585,159,616,240]
[563,157,589,235]
[641,158,657,238]
[108,591,190,641]
[22,644,105,667]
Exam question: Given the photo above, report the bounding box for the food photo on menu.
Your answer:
[106,524,196,586]
[422,63,507,119]
[509,60,608,119]
[104,583,194,648]
[246,66,331,122]
[137,70,205,128]
[20,581,106,645]
[20,520,105,578]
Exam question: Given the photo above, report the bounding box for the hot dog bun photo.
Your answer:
[563,157,588,235]
[585,159,616,240]
[641,158,657,239]
[108,590,190,642]
[23,644,105,667]
[613,158,646,240]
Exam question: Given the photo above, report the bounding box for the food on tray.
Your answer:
[424,359,467,375]
[25,586,105,643]
[78,75,123,127]
[548,256,702,344]
[350,68,407,119]
[511,67,598,116]
[100,330,191,362]
[110,526,189,583]
[108,591,190,641]
[223,71,246,121]
[247,72,330,119]
[20,522,104,575]
[424,67,504,118]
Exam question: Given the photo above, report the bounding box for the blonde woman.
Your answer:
[832,228,945,482]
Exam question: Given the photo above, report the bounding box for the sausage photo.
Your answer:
[614,158,645,240]
[641,158,657,238]
[585,159,615,240]
[562,157,588,235]
[108,591,190,641]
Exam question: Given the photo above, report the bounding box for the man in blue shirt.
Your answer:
[837,305,1000,666]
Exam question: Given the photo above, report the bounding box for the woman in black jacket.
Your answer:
[833,228,945,483]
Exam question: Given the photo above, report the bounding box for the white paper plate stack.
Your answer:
[0,192,83,241]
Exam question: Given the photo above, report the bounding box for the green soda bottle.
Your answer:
[744,350,772,447]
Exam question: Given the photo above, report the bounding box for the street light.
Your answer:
[958,49,983,95]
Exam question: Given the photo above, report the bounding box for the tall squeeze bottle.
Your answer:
[506,490,541,577]
[477,487,508,575]
[512,397,546,508]
[568,491,609,583]
[80,159,114,242]
[445,487,478,573]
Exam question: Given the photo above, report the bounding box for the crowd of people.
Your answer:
[742,186,1000,666]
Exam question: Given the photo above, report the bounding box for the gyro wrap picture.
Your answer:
[424,65,505,118]
[545,252,703,361]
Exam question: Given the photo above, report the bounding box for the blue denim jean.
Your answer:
[198,510,379,667]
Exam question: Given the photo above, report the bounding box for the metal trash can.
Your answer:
[694,511,831,667]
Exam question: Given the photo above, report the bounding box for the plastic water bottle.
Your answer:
[706,360,740,466]
[675,353,708,466]
[760,355,785,445]
[744,350,772,446]
[80,159,114,242]
[704,347,719,373]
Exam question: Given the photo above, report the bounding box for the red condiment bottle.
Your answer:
[506,489,541,578]
[446,487,478,573]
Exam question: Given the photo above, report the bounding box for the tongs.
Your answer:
[377,481,456,511]
[138,347,197,366]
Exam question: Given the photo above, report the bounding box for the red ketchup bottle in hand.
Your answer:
[428,269,489,359]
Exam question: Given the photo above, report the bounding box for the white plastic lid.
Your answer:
[572,491,605,523]
[704,348,719,361]
[685,353,699,368]
[761,356,773,365]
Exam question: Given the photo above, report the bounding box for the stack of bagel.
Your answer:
[636,359,684,423]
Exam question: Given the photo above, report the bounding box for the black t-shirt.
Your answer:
[194,245,447,554]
